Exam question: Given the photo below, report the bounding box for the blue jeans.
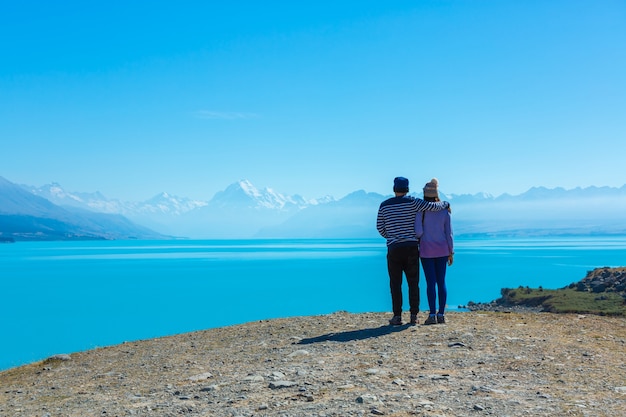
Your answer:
[420,256,448,315]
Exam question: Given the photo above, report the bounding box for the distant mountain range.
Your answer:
[2,176,626,240]
[0,177,166,241]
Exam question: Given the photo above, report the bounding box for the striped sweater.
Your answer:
[377,195,450,248]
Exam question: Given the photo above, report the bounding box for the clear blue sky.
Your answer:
[2,1,625,201]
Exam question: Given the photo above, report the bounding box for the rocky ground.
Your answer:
[1,311,625,417]
[574,267,626,293]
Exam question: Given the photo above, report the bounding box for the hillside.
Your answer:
[466,267,626,316]
[1,311,625,416]
[0,176,166,240]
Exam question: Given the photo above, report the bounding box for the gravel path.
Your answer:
[1,311,625,416]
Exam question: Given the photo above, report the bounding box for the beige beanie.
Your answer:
[423,178,439,198]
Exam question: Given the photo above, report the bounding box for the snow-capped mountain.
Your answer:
[256,190,385,238]
[27,183,208,216]
[6,176,626,239]
[173,180,335,238]
[22,179,338,238]
[209,180,310,210]
[445,191,495,203]
[1,177,165,240]
[27,182,118,213]
[26,179,330,217]
[135,192,208,215]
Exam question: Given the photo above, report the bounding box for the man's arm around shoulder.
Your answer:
[415,198,450,212]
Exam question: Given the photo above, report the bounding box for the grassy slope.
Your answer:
[499,286,626,316]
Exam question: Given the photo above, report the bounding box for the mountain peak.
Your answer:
[237,179,257,192]
[210,180,307,211]
[142,192,207,215]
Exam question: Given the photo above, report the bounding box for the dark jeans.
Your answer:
[387,245,420,316]
[420,256,448,315]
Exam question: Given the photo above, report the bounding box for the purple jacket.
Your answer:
[415,209,453,258]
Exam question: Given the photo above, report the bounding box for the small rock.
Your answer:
[356,394,379,404]
[356,394,383,405]
[243,375,264,382]
[45,354,71,362]
[288,349,310,358]
[300,393,315,402]
[269,380,297,389]
[187,372,213,382]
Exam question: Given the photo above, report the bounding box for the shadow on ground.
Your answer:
[297,324,411,344]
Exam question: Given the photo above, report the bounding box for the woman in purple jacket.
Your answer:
[415,178,454,325]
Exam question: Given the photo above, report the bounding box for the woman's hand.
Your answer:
[448,253,454,266]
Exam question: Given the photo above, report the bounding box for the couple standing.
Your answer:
[376,176,454,326]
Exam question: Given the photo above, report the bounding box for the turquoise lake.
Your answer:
[2,236,625,370]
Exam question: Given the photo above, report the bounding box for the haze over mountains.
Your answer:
[0,176,165,241]
[2,175,626,240]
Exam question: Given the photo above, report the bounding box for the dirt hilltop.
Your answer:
[1,311,625,416]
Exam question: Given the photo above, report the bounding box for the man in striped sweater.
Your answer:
[377,177,450,325]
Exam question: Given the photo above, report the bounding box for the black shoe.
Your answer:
[410,314,418,325]
[388,315,402,326]
[437,314,446,324]
[423,315,437,325]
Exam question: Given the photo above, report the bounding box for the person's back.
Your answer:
[377,176,450,326]
[414,178,453,325]
[378,195,423,248]
[416,210,452,258]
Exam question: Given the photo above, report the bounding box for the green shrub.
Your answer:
[503,287,626,316]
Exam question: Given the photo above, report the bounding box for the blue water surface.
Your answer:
[1,236,624,370]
